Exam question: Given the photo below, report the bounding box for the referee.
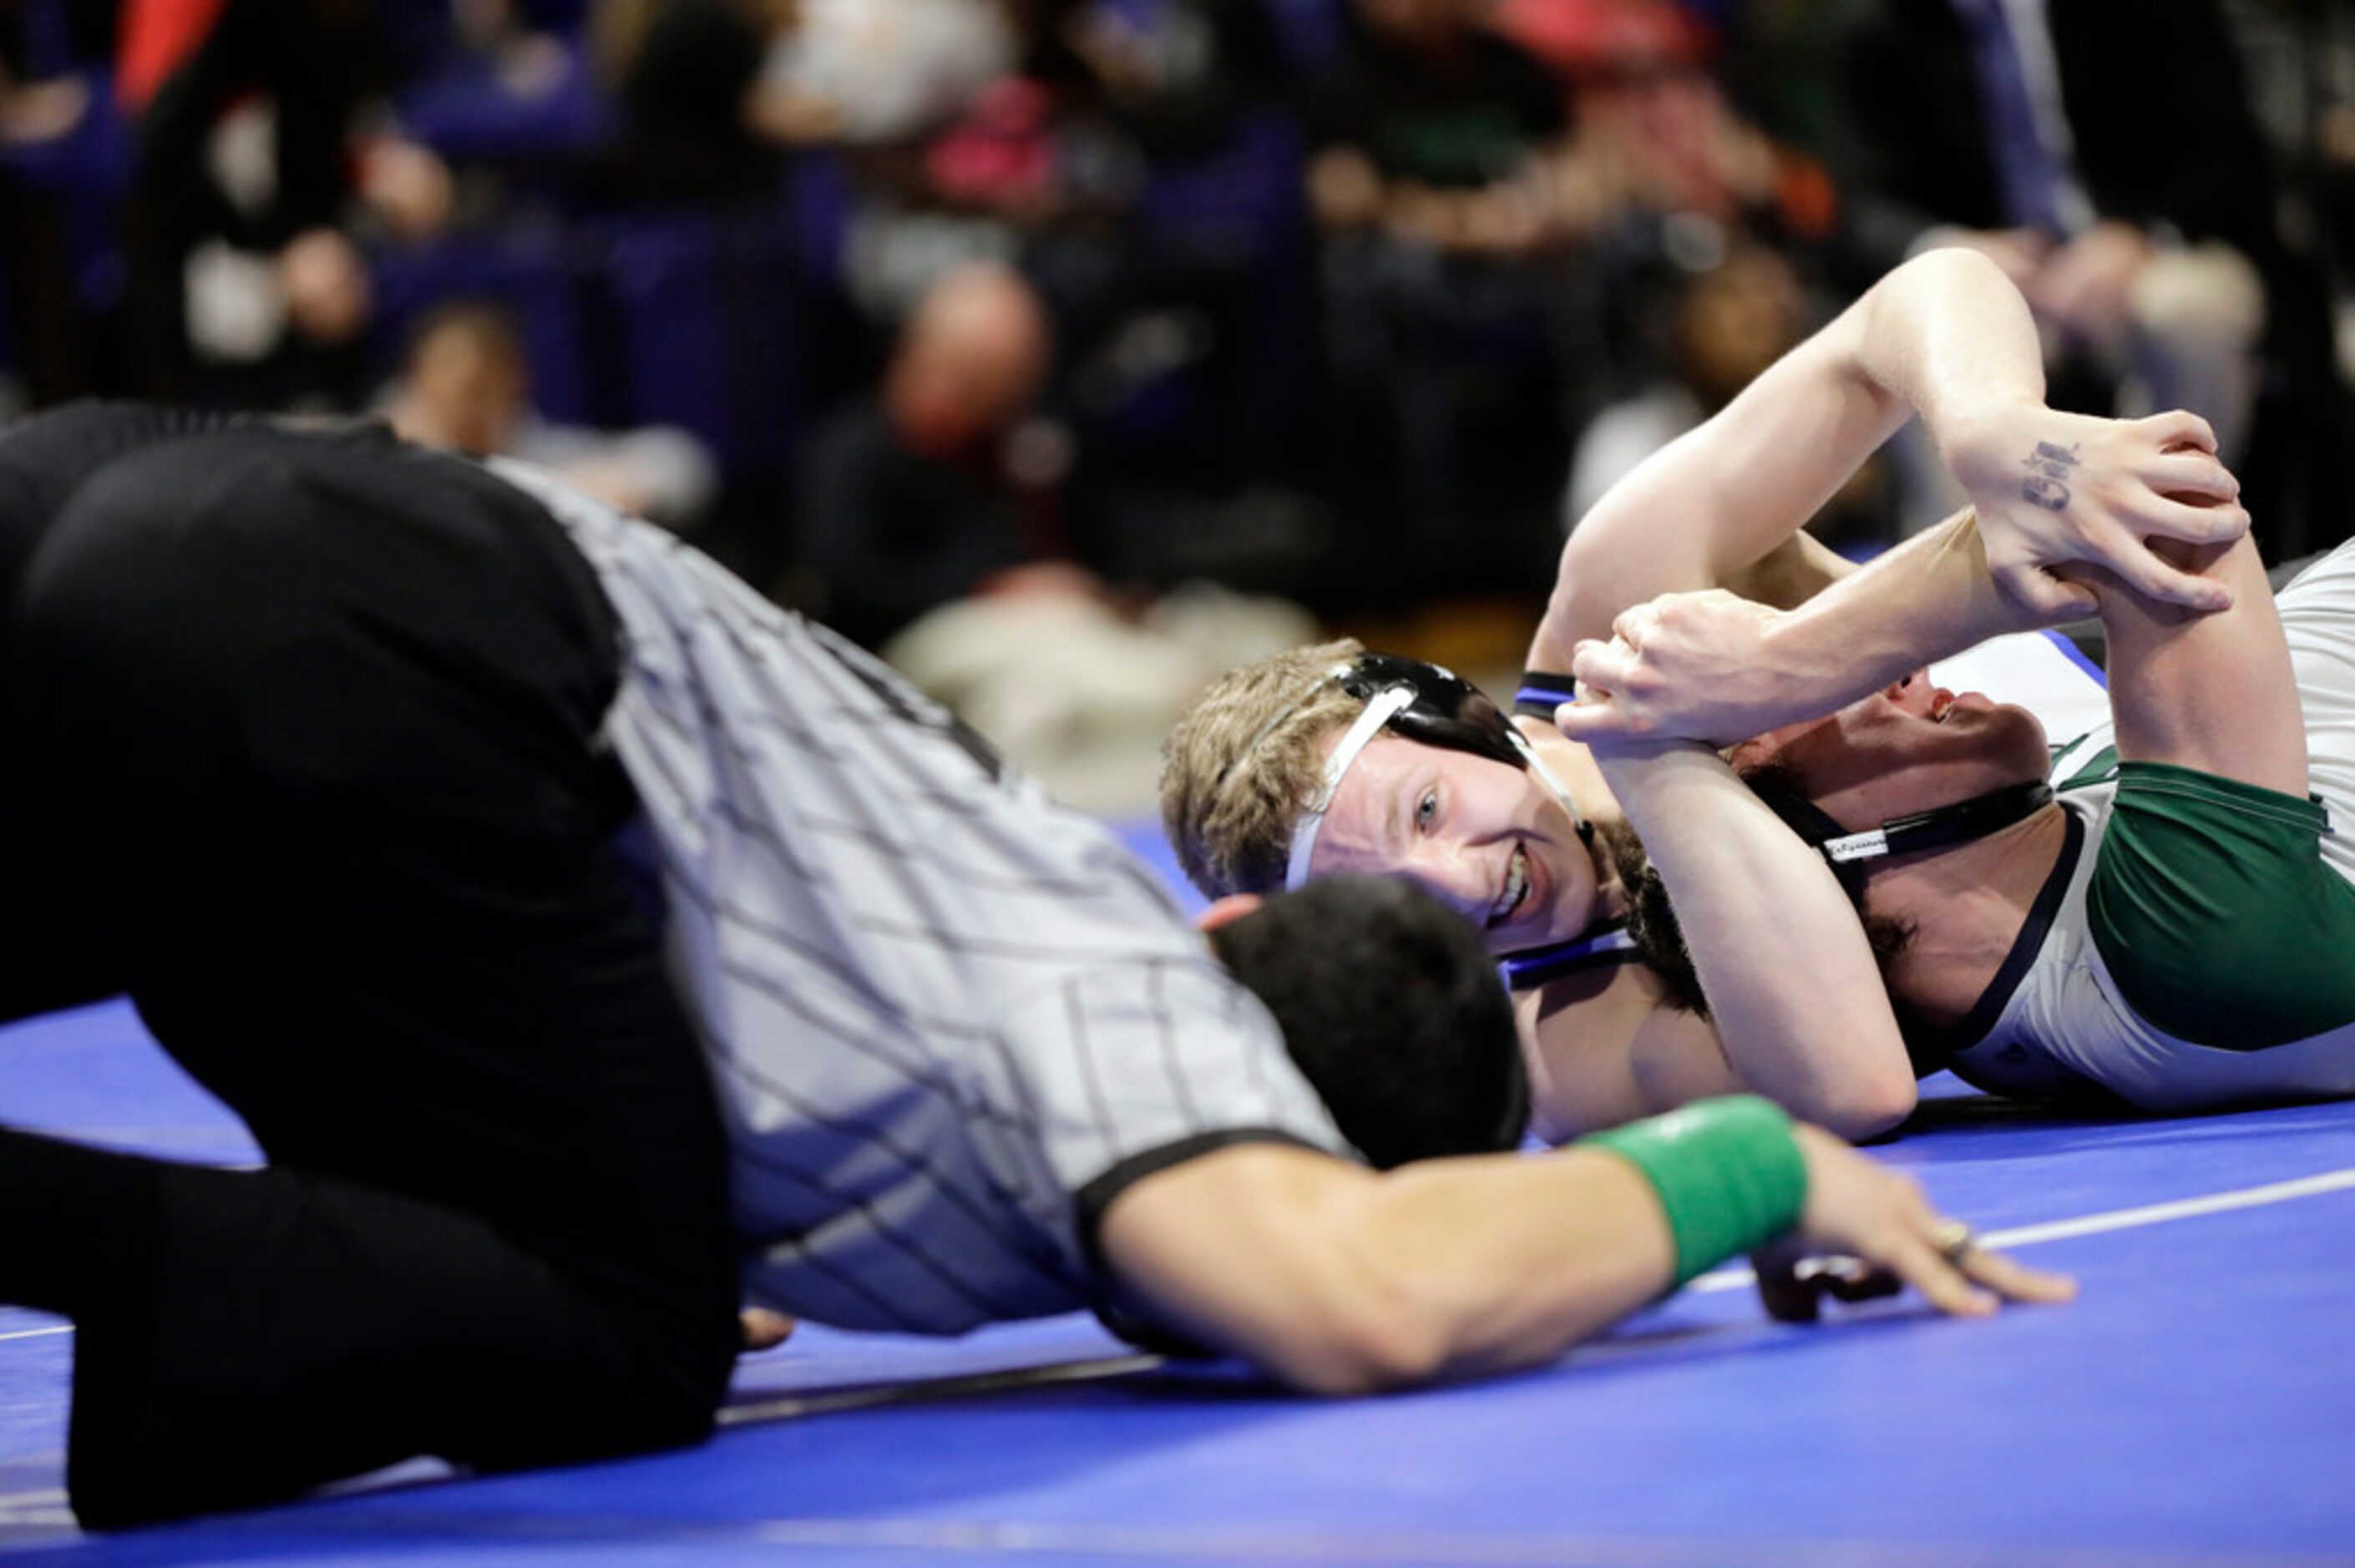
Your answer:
[0,405,2066,1528]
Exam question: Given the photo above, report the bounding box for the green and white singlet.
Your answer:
[1946,539,2355,1111]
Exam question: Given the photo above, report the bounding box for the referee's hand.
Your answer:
[1762,1125,2077,1323]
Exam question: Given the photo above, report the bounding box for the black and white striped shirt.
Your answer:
[499,463,1352,1334]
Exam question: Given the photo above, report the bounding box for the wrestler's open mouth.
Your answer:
[1492,844,1530,928]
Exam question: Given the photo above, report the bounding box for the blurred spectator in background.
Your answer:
[1025,0,1287,163]
[1828,0,2347,556]
[1502,0,1787,240]
[1299,0,1580,599]
[2228,0,2355,442]
[1564,242,1794,530]
[1562,237,1884,552]
[797,259,1069,650]
[767,0,1029,341]
[382,299,718,528]
[1302,0,1566,256]
[8,0,2339,676]
[769,0,1015,147]
[1,0,118,409]
[0,12,92,146]
[377,0,615,205]
[1010,0,1310,508]
[591,0,803,203]
[119,0,454,402]
[798,257,1311,812]
[2327,18,2355,379]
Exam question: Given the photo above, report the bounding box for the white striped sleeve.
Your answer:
[1007,959,1356,1213]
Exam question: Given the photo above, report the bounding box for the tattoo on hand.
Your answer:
[2022,441,2079,512]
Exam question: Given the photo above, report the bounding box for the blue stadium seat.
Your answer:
[592,210,803,483]
[0,66,135,335]
[1134,109,1319,469]
[1260,0,1350,76]
[0,68,132,199]
[393,35,614,168]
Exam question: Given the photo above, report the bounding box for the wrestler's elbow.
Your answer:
[1278,1308,1453,1396]
[1802,1069,1917,1144]
[1191,1276,1453,1397]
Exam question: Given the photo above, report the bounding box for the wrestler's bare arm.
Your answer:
[1531,247,2246,685]
[1516,253,2247,1137]
[1096,1133,2070,1394]
[1516,960,1739,1139]
[2087,533,2306,794]
[1562,508,2023,747]
[1509,252,2245,1137]
[1591,742,1922,1139]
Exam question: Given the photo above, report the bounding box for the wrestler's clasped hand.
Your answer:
[1554,589,1792,749]
[1947,405,2246,619]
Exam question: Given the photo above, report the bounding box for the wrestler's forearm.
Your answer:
[1593,745,1917,1139]
[1748,509,2044,725]
[1716,532,1856,612]
[1096,1141,1677,1393]
[1847,247,2047,463]
[1103,1113,2060,1391]
[1536,250,2042,661]
[1559,511,2048,749]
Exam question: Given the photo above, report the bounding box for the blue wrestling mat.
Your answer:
[5,821,2354,1565]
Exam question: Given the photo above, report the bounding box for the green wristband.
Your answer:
[1583,1095,1810,1287]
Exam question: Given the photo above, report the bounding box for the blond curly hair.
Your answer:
[1159,638,1370,898]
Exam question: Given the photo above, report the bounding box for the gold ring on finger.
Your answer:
[1931,1218,1977,1267]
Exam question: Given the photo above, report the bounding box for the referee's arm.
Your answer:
[1098,1141,1674,1394]
[1095,1126,2071,1395]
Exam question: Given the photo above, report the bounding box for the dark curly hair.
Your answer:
[1207,875,1528,1167]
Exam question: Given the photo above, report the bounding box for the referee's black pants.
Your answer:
[0,427,741,1527]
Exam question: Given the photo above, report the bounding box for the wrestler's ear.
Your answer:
[1193,893,1265,933]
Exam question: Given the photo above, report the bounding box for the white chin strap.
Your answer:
[1284,685,1417,889]
[1507,726,1589,840]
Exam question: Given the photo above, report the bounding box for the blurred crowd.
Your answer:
[5,0,2355,803]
